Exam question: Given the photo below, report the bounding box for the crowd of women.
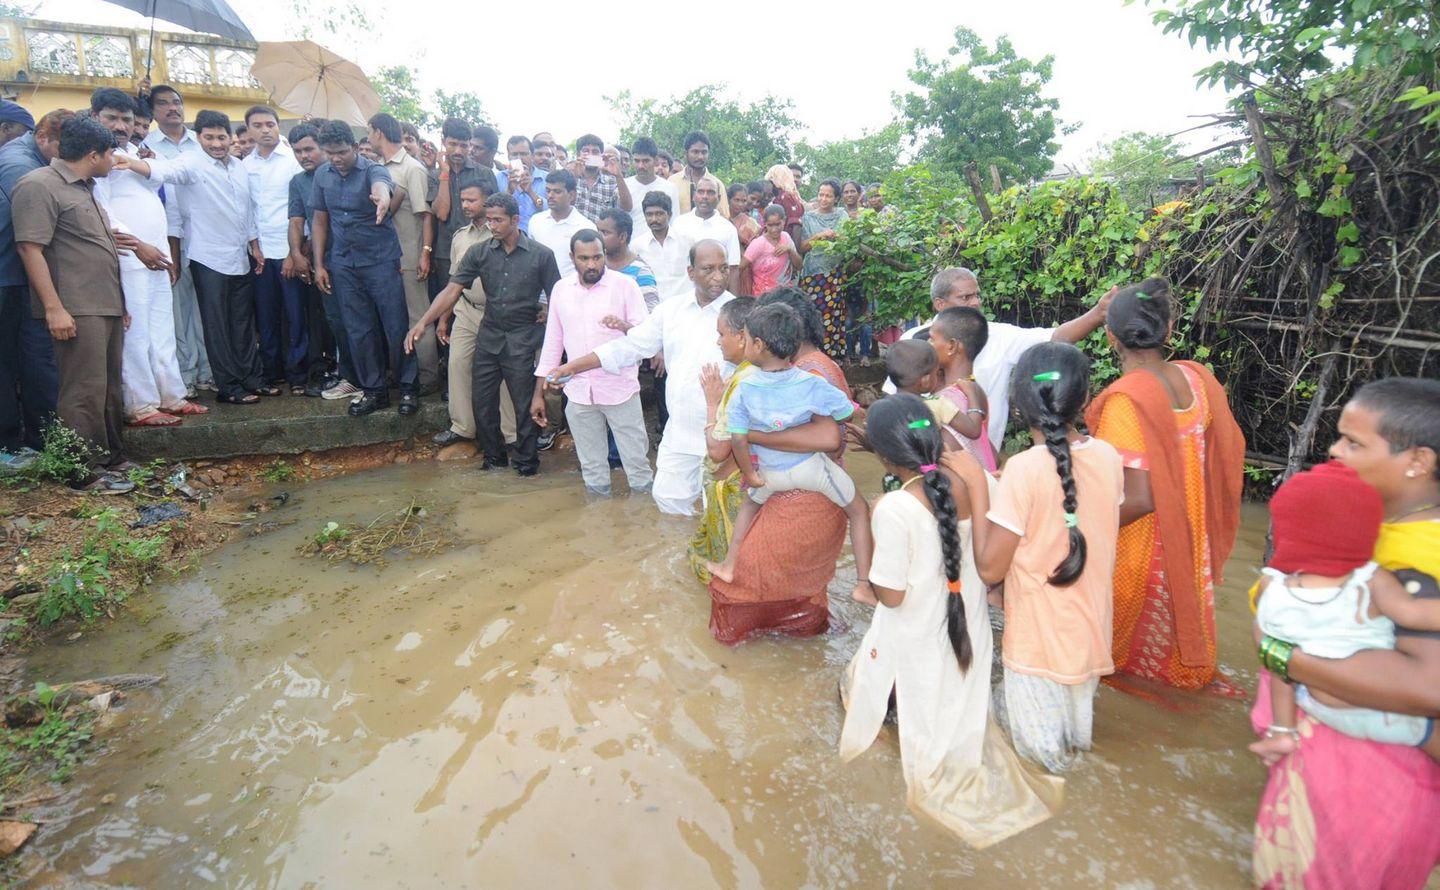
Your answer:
[679,271,1440,884]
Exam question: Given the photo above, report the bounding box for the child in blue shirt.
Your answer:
[706,303,875,602]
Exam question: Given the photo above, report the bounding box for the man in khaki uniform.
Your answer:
[13,116,135,492]
[430,182,515,448]
[368,113,437,391]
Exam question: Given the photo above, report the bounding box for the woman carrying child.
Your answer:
[947,342,1124,771]
[707,289,857,644]
[703,303,873,601]
[1250,378,1440,888]
[1088,278,1245,692]
[839,393,1062,847]
[926,306,998,471]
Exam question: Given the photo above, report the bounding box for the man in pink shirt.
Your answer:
[532,230,653,496]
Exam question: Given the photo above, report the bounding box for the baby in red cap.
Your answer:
[1250,461,1440,763]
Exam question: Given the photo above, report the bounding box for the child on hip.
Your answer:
[1250,460,1440,764]
[705,303,874,602]
[927,307,997,472]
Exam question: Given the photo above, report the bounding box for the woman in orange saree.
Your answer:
[708,288,855,644]
[1087,279,1245,690]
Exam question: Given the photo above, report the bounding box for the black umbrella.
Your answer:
[100,0,255,75]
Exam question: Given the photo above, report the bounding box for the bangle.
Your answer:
[1258,635,1296,682]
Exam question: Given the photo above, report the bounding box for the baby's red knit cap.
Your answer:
[1268,460,1383,576]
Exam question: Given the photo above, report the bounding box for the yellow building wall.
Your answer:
[0,16,272,129]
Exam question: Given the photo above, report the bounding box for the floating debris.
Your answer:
[300,499,451,567]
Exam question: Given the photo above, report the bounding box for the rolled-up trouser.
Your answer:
[253,260,309,385]
[446,296,513,442]
[471,332,540,471]
[564,394,654,493]
[190,261,264,400]
[52,314,125,470]
[332,262,416,398]
[402,266,438,388]
[0,284,58,451]
[651,434,704,515]
[170,256,212,387]
[120,266,188,417]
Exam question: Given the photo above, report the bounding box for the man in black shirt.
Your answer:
[406,192,559,475]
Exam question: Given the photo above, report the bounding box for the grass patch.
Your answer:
[262,460,297,483]
[0,684,94,789]
[31,506,169,627]
[301,499,449,567]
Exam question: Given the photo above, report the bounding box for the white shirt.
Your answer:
[624,174,680,233]
[170,151,257,276]
[596,290,735,456]
[93,144,171,272]
[883,315,1054,448]
[528,207,596,278]
[633,227,693,302]
[243,142,301,259]
[142,127,200,243]
[670,209,741,265]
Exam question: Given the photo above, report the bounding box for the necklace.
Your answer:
[1386,502,1440,524]
[901,474,925,491]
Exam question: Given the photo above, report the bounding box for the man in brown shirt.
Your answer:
[12,116,134,492]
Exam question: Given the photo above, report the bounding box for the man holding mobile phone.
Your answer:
[571,134,630,221]
[496,134,546,232]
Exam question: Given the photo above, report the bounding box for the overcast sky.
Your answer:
[37,0,1236,168]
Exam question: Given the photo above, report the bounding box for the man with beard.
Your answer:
[285,121,355,399]
[142,84,213,396]
[544,239,734,515]
[531,230,652,496]
[470,125,502,173]
[89,88,205,428]
[130,99,151,147]
[668,130,728,216]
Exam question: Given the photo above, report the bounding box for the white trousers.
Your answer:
[651,433,704,515]
[564,394,654,493]
[122,266,188,417]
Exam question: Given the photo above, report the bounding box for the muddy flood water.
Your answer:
[17,455,1272,888]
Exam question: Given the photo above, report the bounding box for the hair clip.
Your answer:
[919,463,938,473]
[907,418,932,429]
[1064,512,1079,528]
[947,578,963,595]
[1135,291,1152,300]
[1033,371,1060,382]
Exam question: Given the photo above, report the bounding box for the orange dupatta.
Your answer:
[1086,360,1245,668]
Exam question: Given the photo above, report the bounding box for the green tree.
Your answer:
[432,90,492,130]
[1087,131,1194,209]
[1140,0,1439,88]
[607,84,801,184]
[371,65,426,127]
[895,27,1068,183]
[795,123,907,186]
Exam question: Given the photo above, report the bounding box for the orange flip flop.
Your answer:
[163,400,210,416]
[127,411,181,427]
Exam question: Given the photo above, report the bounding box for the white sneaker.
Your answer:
[322,380,362,400]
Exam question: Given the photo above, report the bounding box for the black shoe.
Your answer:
[348,393,389,417]
[303,380,326,397]
[537,429,558,451]
[608,456,623,470]
[480,455,510,470]
[432,429,471,447]
[398,393,419,416]
[514,465,538,477]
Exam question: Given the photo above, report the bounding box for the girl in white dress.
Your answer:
[840,393,1062,847]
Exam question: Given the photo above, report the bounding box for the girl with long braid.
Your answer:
[840,393,1062,847]
[946,343,1124,772]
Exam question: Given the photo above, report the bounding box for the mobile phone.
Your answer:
[547,372,573,385]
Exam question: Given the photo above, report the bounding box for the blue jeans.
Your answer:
[332,262,416,398]
[0,284,59,451]
[254,261,309,385]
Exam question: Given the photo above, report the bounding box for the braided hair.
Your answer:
[866,393,972,671]
[1106,276,1174,350]
[1010,342,1092,586]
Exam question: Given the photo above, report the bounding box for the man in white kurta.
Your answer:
[90,89,198,422]
[548,239,733,515]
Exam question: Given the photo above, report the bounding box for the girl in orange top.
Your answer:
[947,342,1124,772]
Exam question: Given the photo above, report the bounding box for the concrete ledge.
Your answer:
[122,392,448,460]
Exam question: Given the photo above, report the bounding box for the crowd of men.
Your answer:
[0,88,840,495]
